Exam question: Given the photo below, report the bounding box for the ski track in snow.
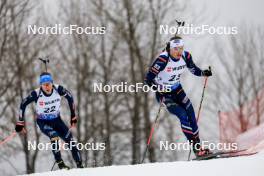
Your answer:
[21,152,264,176]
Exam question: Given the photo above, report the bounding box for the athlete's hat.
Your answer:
[39,72,53,85]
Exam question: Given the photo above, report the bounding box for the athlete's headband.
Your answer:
[39,74,53,85]
[170,39,184,48]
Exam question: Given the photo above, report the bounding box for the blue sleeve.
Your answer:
[58,85,76,118]
[183,51,203,76]
[19,91,38,122]
[144,54,169,86]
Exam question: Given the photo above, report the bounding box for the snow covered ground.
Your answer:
[22,152,264,176]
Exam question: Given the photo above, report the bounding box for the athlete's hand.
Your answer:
[202,69,212,77]
[70,116,78,127]
[15,121,25,133]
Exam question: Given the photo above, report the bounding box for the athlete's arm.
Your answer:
[183,51,203,76]
[144,54,169,86]
[19,91,38,122]
[57,85,76,118]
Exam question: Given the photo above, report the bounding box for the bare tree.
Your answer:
[208,25,264,143]
[0,0,53,174]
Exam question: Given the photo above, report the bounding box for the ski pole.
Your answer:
[187,66,211,161]
[0,131,17,146]
[0,127,28,147]
[141,97,164,164]
[51,161,56,171]
[196,67,211,122]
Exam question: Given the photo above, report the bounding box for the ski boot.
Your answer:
[194,147,212,157]
[57,160,70,170]
[76,161,84,168]
[191,138,212,157]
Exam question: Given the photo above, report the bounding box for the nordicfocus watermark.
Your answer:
[28,141,106,151]
[160,23,238,35]
[93,82,172,93]
[27,24,106,35]
[159,141,238,151]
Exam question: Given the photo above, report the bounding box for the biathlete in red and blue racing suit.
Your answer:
[144,36,212,157]
[15,72,83,169]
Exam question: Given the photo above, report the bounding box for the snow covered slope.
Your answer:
[22,152,264,176]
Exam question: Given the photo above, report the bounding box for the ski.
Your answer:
[192,149,257,161]
[213,151,258,159]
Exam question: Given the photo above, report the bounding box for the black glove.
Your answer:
[70,117,78,127]
[15,121,25,133]
[202,69,212,77]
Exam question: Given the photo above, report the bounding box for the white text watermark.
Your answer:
[93,82,173,93]
[159,141,238,151]
[160,23,238,35]
[28,140,106,151]
[27,24,106,35]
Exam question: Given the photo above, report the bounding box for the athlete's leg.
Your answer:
[53,117,82,165]
[171,87,199,142]
[156,92,198,142]
[171,86,212,156]
[36,119,62,162]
